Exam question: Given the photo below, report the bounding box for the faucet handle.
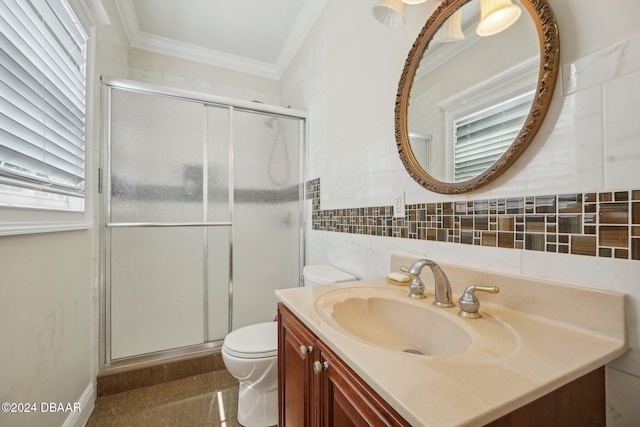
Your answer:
[458,285,499,319]
[400,265,426,299]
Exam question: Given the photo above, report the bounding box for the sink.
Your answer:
[314,286,516,358]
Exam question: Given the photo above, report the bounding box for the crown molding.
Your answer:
[416,24,481,79]
[275,0,327,76]
[68,0,110,28]
[115,0,326,80]
[134,31,282,79]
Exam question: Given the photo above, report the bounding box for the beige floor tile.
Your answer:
[87,371,241,427]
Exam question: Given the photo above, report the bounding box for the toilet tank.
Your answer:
[303,265,357,286]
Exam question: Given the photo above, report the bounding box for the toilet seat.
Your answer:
[222,322,277,359]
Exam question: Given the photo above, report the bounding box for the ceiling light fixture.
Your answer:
[373,0,522,39]
[476,0,522,36]
[432,9,465,43]
[372,0,406,27]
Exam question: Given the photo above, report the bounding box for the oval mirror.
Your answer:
[395,0,559,193]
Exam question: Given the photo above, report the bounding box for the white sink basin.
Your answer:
[314,286,515,358]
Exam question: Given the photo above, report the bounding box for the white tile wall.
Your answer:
[285,4,640,424]
[605,71,640,190]
[607,366,640,427]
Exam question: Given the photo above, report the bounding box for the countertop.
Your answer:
[275,264,628,427]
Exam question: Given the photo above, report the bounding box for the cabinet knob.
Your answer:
[299,345,313,356]
[313,360,329,375]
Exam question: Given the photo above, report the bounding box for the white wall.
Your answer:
[129,48,281,98]
[0,232,93,427]
[128,49,282,105]
[281,0,640,425]
[0,1,129,426]
[90,0,131,387]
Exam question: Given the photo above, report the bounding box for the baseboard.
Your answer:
[62,382,95,427]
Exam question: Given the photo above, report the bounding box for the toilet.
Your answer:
[302,264,357,287]
[221,265,356,427]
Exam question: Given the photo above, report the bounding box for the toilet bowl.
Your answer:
[221,265,356,427]
[222,322,278,427]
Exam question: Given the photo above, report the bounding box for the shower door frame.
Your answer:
[100,78,308,369]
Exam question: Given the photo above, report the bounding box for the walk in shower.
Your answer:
[101,79,306,366]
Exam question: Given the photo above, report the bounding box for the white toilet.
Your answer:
[221,265,356,427]
[302,264,357,287]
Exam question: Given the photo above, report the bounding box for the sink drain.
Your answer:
[402,348,424,355]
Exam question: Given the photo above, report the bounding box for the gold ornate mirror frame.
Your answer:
[395,0,559,194]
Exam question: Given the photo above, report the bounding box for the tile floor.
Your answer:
[86,370,241,426]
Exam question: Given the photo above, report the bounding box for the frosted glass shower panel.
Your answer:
[232,112,302,329]
[104,81,306,363]
[110,89,205,223]
[110,227,205,360]
[207,226,230,341]
[206,106,230,222]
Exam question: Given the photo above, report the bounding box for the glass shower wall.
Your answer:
[104,82,305,364]
[109,227,205,359]
[232,111,303,329]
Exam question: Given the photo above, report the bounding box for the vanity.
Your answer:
[276,255,627,426]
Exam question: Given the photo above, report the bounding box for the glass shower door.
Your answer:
[107,88,230,360]
[104,81,306,364]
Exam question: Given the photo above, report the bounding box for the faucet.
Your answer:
[400,259,454,307]
[458,285,500,319]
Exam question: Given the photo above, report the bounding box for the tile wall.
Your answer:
[308,179,640,261]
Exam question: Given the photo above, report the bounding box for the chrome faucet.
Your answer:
[401,259,455,307]
[458,285,500,319]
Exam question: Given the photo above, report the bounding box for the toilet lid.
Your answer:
[304,265,356,285]
[222,322,278,359]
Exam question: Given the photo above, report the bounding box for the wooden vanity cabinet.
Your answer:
[278,303,605,427]
[483,366,605,427]
[278,303,411,427]
[317,340,412,427]
[278,303,319,426]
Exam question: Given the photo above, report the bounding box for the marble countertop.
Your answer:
[276,263,628,427]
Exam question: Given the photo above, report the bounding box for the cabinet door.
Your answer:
[318,342,411,427]
[278,304,319,427]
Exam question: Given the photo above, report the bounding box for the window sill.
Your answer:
[0,221,92,237]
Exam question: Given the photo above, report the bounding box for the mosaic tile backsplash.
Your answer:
[307,178,640,261]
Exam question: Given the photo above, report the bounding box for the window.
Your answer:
[453,90,535,182]
[0,0,88,211]
[438,57,539,183]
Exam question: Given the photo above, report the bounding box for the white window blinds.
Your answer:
[0,0,87,210]
[453,90,535,182]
